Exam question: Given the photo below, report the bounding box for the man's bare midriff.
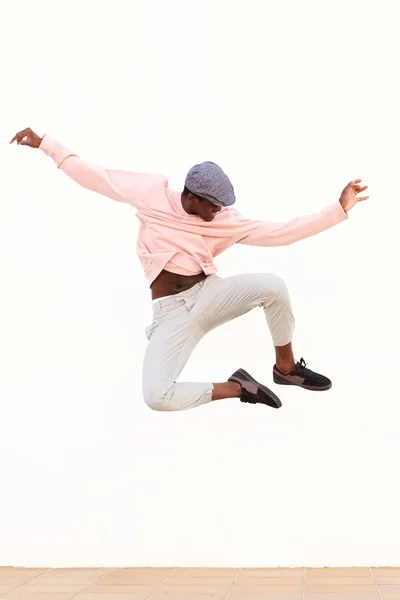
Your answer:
[151,269,208,300]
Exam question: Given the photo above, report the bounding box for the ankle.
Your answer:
[276,361,295,375]
[230,381,242,396]
[212,381,242,401]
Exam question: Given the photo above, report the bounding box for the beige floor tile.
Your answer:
[159,585,229,596]
[15,583,90,593]
[235,578,304,586]
[379,585,400,598]
[375,577,400,585]
[24,578,97,587]
[0,580,29,586]
[75,595,149,600]
[371,568,400,576]
[0,570,46,579]
[42,569,108,579]
[0,584,24,594]
[306,578,373,586]
[84,584,157,593]
[306,592,380,600]
[160,577,233,586]
[172,569,238,578]
[1,593,77,600]
[306,585,376,594]
[227,594,302,600]
[229,585,302,594]
[100,576,167,585]
[239,570,303,578]
[307,570,372,579]
[150,595,229,600]
[109,568,173,577]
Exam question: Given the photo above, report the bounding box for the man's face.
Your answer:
[190,195,222,222]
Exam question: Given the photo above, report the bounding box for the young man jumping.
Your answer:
[10,127,369,411]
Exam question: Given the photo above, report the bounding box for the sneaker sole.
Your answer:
[235,368,282,408]
[273,374,332,391]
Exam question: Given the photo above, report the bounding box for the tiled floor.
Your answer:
[1,567,400,600]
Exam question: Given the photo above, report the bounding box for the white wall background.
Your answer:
[0,0,399,567]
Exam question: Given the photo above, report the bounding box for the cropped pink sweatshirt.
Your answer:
[39,135,348,285]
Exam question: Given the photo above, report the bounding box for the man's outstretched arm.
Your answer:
[234,180,369,247]
[10,128,164,208]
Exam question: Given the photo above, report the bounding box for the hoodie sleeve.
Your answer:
[232,201,348,246]
[39,135,165,208]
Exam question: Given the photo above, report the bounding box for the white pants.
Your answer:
[142,273,295,411]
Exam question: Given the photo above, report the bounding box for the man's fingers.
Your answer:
[15,134,29,145]
[358,196,369,201]
[10,128,30,144]
[10,133,23,144]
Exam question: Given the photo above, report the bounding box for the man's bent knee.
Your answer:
[143,386,173,412]
[263,274,290,300]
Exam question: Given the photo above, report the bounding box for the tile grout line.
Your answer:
[68,567,113,599]
[369,566,384,600]
[147,566,177,600]
[223,568,240,600]
[0,567,52,598]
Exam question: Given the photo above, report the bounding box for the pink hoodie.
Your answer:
[39,135,348,285]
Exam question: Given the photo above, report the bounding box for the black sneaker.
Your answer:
[273,358,332,391]
[229,368,282,408]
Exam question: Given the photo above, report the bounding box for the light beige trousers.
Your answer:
[142,273,295,411]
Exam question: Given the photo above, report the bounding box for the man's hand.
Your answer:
[10,128,43,148]
[339,179,369,212]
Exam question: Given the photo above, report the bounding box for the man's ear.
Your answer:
[188,192,199,205]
